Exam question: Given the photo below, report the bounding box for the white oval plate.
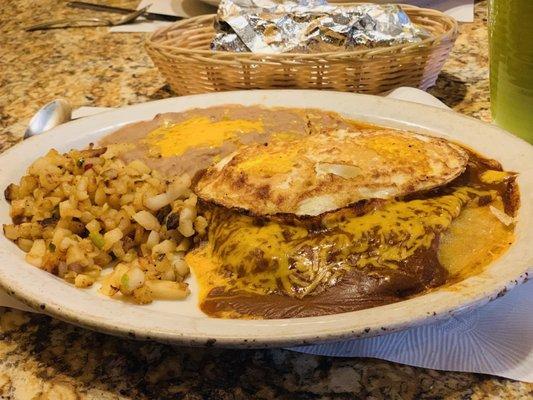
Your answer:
[0,90,531,348]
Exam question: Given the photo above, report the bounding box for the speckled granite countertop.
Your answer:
[0,1,531,398]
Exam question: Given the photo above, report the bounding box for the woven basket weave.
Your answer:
[145,5,458,96]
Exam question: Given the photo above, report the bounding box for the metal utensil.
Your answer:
[26,6,149,31]
[67,1,180,22]
[24,99,72,139]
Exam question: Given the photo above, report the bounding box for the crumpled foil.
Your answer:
[211,0,428,53]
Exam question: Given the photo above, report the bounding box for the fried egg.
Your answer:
[194,128,469,216]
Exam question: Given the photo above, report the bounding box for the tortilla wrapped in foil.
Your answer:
[211,0,428,53]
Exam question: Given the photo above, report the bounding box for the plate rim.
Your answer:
[0,89,531,348]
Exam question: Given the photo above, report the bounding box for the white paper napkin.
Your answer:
[290,280,533,382]
[109,0,216,33]
[137,0,215,17]
[2,87,531,383]
[109,0,473,33]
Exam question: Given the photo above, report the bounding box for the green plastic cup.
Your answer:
[489,0,533,143]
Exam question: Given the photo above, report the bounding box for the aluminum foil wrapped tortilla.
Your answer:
[211,0,429,53]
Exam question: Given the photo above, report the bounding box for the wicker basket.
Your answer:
[145,5,458,96]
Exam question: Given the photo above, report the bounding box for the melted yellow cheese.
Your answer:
[363,134,428,164]
[145,117,264,157]
[479,169,514,184]
[438,198,514,279]
[235,132,302,176]
[187,186,501,300]
[237,147,299,176]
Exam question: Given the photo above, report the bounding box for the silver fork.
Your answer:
[26,5,150,31]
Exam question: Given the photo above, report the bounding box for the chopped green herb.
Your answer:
[89,232,105,249]
[48,242,56,252]
[77,158,85,167]
[120,274,129,289]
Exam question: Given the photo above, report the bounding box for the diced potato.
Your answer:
[121,204,136,217]
[66,244,86,266]
[145,280,189,300]
[144,192,171,211]
[160,268,176,281]
[152,239,176,255]
[59,236,77,252]
[59,200,82,218]
[132,210,160,232]
[132,285,153,304]
[178,207,195,237]
[3,224,21,240]
[193,216,208,235]
[26,239,46,267]
[168,174,191,199]
[128,160,151,175]
[17,238,34,252]
[176,238,191,252]
[93,251,112,267]
[119,266,145,295]
[173,254,190,277]
[3,146,204,306]
[146,230,160,249]
[86,219,101,233]
[94,185,106,206]
[74,274,95,288]
[80,211,95,224]
[103,228,123,251]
